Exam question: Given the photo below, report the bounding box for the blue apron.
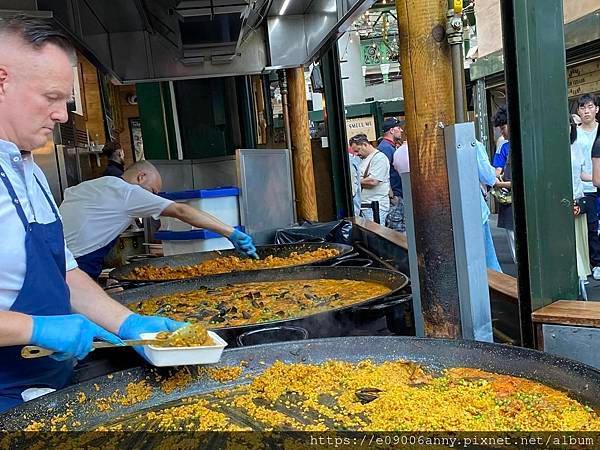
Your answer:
[0,166,73,412]
[75,236,119,281]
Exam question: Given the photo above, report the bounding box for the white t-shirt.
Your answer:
[393,143,410,174]
[60,177,173,258]
[0,140,78,310]
[575,123,598,194]
[360,150,390,208]
[571,144,586,200]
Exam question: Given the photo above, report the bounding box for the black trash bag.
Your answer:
[275,220,353,245]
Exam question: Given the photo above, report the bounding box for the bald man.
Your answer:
[60,161,257,280]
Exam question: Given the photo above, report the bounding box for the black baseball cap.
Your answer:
[382,117,402,133]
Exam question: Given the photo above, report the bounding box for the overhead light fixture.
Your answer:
[279,0,292,15]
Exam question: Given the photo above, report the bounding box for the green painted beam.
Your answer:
[321,44,353,218]
[236,76,258,149]
[500,0,578,347]
[469,52,504,81]
[473,79,490,149]
[380,99,405,115]
[308,100,404,124]
[308,110,324,123]
[346,102,373,117]
[136,82,171,160]
[471,8,600,80]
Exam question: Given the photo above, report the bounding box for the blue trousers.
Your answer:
[483,221,502,272]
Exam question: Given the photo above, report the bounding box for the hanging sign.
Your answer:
[346,115,377,142]
[567,59,600,98]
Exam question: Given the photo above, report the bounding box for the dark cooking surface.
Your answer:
[109,243,354,282]
[1,336,599,431]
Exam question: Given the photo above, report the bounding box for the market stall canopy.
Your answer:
[1,0,375,82]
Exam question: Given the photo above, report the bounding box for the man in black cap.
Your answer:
[378,118,403,206]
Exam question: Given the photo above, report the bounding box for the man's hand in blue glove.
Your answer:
[118,313,186,341]
[118,314,186,362]
[228,229,258,259]
[30,314,123,361]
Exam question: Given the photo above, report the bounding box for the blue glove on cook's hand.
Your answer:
[31,314,123,361]
[118,313,186,341]
[228,229,258,259]
[118,314,186,362]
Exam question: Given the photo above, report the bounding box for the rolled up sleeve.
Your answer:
[124,185,174,220]
[64,243,78,271]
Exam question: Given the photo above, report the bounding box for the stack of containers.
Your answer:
[156,186,243,255]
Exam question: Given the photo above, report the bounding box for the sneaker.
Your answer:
[593,267,600,280]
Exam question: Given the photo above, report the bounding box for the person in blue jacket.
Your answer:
[377,118,404,205]
[0,16,186,412]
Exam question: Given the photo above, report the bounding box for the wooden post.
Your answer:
[286,66,318,222]
[396,0,462,338]
[251,76,268,145]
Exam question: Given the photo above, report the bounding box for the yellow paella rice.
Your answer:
[126,248,340,280]
[95,381,152,412]
[87,360,599,432]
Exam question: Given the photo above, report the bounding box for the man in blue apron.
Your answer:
[0,15,185,413]
[59,161,258,280]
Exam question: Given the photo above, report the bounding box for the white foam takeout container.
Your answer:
[139,331,227,367]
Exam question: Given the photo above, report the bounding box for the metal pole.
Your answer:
[445,123,493,342]
[278,70,293,151]
[447,4,466,123]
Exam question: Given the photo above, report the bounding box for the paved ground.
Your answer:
[490,214,600,301]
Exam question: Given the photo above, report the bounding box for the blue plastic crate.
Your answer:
[155,225,245,241]
[160,186,240,201]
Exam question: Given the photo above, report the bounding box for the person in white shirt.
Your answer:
[350,134,390,225]
[573,94,600,279]
[0,15,185,412]
[392,141,410,175]
[60,161,257,280]
[570,114,592,290]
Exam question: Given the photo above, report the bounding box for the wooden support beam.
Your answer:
[286,66,318,222]
[251,75,268,145]
[396,0,462,338]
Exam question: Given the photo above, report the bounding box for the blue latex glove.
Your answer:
[118,313,186,341]
[228,229,258,259]
[118,314,186,362]
[31,314,123,361]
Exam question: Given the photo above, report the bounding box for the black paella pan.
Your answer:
[1,336,598,433]
[110,266,410,346]
[108,242,354,283]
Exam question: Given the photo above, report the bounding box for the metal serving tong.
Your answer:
[21,338,161,359]
[21,323,206,359]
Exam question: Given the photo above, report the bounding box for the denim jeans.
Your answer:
[483,221,502,272]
